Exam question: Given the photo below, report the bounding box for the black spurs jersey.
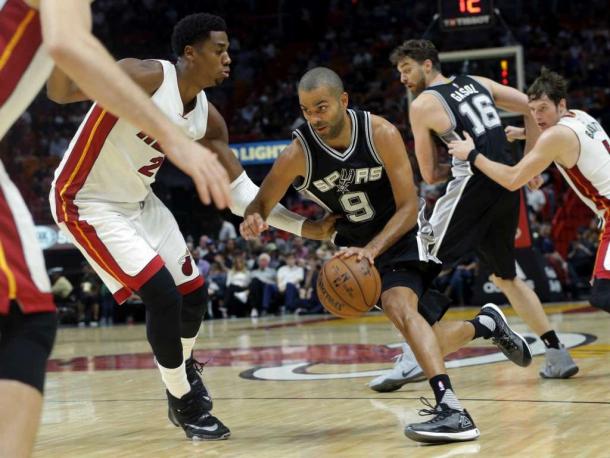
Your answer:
[423,75,514,176]
[292,109,397,247]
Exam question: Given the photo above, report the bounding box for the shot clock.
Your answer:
[439,0,495,31]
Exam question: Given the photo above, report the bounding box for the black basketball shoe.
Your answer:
[404,398,480,444]
[166,389,230,441]
[480,303,532,367]
[168,357,213,426]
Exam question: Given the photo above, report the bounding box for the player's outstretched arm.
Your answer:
[409,96,452,184]
[363,116,420,258]
[447,127,575,191]
[241,141,306,239]
[47,58,164,104]
[40,0,230,208]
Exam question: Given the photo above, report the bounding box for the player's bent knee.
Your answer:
[181,286,206,337]
[381,288,419,319]
[590,279,610,313]
[138,268,181,311]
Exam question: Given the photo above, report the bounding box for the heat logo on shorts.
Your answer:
[180,251,193,276]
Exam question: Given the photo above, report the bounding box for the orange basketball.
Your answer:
[316,256,381,318]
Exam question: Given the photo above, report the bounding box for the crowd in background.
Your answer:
[2,0,608,323]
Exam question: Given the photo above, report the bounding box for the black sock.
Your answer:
[429,374,452,406]
[468,317,493,339]
[541,330,561,349]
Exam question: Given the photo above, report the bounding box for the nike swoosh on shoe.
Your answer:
[401,367,420,378]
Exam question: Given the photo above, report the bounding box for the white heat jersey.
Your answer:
[555,110,610,218]
[51,59,208,223]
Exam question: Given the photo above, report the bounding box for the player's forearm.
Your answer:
[301,219,327,240]
[523,114,540,155]
[231,172,305,235]
[366,205,417,258]
[473,155,526,191]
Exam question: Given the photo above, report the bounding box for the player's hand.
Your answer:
[302,213,341,240]
[162,135,231,209]
[504,125,526,143]
[527,174,544,190]
[334,246,376,265]
[447,131,475,161]
[240,213,269,240]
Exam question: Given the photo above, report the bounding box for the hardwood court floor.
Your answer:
[34,302,610,457]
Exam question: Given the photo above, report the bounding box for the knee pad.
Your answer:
[590,279,610,313]
[181,286,206,338]
[138,268,183,367]
[0,310,57,393]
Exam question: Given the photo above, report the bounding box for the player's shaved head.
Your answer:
[298,67,344,97]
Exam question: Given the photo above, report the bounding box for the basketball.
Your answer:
[316,255,382,318]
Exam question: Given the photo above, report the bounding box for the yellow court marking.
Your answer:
[569,344,610,358]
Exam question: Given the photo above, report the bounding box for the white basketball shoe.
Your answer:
[368,344,425,392]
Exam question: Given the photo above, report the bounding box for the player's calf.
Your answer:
[590,278,610,313]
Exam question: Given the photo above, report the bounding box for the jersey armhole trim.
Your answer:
[364,112,384,166]
[557,121,581,170]
[422,89,457,133]
[292,130,312,191]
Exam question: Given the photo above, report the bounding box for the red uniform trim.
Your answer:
[177,275,205,296]
[0,0,41,107]
[53,106,165,291]
[113,287,133,305]
[565,166,610,215]
[0,183,54,314]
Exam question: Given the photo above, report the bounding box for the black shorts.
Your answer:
[430,173,519,279]
[374,228,446,325]
[0,302,57,393]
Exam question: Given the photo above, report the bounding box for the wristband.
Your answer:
[467,148,480,166]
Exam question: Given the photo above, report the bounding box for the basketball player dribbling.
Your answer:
[0,1,230,456]
[47,13,334,441]
[369,40,579,393]
[240,67,532,444]
[448,68,610,315]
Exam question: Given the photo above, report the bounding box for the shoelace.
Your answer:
[491,332,518,353]
[416,397,454,423]
[188,357,209,375]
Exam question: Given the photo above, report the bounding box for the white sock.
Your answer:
[441,389,463,411]
[181,336,197,362]
[158,360,190,398]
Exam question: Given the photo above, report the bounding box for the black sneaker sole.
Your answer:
[404,426,480,444]
[482,303,532,367]
[186,431,231,441]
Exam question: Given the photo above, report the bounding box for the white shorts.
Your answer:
[0,162,54,314]
[51,192,201,304]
